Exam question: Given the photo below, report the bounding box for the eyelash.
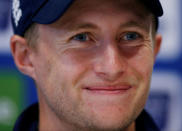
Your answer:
[70,31,143,44]
[120,32,142,42]
[71,32,92,42]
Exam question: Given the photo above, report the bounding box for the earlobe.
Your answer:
[10,35,35,78]
[153,34,162,60]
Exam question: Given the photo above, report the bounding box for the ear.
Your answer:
[153,34,162,60]
[10,35,35,78]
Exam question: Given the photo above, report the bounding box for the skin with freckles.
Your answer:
[10,0,162,131]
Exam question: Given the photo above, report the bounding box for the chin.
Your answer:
[85,118,134,131]
[83,109,136,131]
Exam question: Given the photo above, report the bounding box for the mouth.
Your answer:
[83,86,132,95]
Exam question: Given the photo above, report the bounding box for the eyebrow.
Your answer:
[119,20,150,32]
[63,22,99,32]
[61,20,150,33]
[75,23,98,30]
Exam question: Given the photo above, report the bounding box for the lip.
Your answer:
[83,85,132,95]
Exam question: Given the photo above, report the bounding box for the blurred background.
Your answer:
[0,0,182,131]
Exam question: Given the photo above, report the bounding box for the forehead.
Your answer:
[70,0,148,12]
[50,0,152,27]
[37,0,154,37]
[73,0,148,16]
[36,0,155,51]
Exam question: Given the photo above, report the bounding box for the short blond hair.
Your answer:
[24,23,39,49]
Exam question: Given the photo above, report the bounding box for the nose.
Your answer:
[93,44,127,81]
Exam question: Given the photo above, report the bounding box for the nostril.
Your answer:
[94,67,125,82]
[93,44,127,81]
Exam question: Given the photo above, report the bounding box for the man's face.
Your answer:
[30,0,160,130]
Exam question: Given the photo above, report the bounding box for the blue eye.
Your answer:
[123,32,140,41]
[73,33,89,42]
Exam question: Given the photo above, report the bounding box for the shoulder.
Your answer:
[136,110,160,131]
[13,103,39,131]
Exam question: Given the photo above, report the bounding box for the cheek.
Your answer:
[127,47,154,108]
[34,44,94,101]
[59,48,95,84]
[128,47,154,81]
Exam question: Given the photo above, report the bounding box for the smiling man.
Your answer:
[11,0,163,131]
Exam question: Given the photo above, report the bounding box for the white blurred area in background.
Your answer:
[146,0,182,131]
[0,0,12,54]
[158,0,181,61]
